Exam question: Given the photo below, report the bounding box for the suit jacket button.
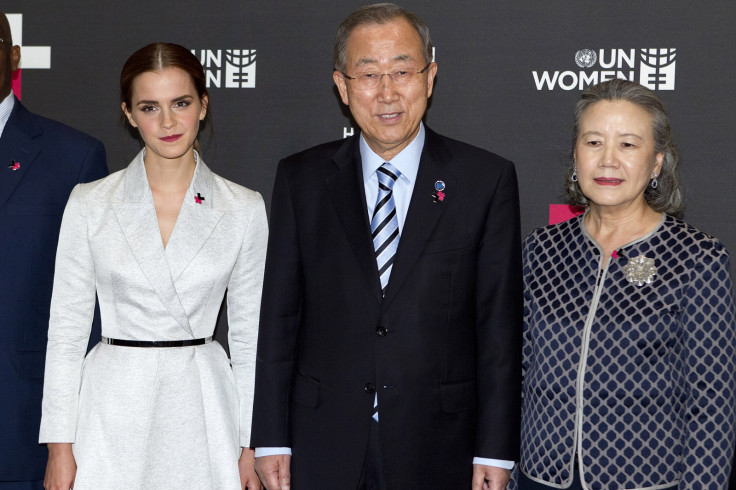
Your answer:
[364,383,375,394]
[376,326,388,337]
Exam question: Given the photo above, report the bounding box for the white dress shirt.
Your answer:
[0,92,16,138]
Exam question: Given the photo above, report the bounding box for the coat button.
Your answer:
[376,326,388,337]
[364,383,375,394]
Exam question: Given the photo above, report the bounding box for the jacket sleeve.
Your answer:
[474,160,523,461]
[679,240,736,487]
[250,160,304,448]
[39,184,97,443]
[77,138,108,349]
[521,233,535,377]
[227,193,269,448]
[76,138,109,184]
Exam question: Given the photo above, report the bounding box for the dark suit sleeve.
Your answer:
[474,160,523,461]
[76,138,108,184]
[251,160,303,447]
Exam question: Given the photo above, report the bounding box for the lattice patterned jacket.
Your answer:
[519,213,736,489]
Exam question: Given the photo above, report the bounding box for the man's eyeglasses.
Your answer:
[339,61,432,90]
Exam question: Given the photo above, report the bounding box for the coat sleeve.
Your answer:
[227,193,269,448]
[474,160,523,461]
[250,160,304,448]
[76,138,109,184]
[39,184,97,443]
[521,233,535,377]
[77,138,108,348]
[679,240,736,487]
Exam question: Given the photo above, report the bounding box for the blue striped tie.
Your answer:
[371,163,401,297]
[370,162,401,423]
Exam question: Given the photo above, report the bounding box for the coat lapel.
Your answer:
[325,137,383,302]
[164,154,224,281]
[111,150,194,337]
[382,129,453,308]
[0,102,42,212]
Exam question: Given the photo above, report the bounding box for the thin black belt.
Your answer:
[101,336,212,348]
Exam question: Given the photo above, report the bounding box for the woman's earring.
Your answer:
[651,173,658,189]
[571,168,578,183]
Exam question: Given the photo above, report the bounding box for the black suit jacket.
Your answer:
[0,100,107,481]
[252,128,522,488]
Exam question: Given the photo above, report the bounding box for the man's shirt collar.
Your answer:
[360,122,425,185]
[0,92,16,139]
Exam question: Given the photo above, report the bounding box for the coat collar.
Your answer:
[112,149,224,337]
[0,101,42,212]
[326,127,453,306]
[381,127,453,308]
[325,136,382,300]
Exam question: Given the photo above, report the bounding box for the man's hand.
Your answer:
[255,454,291,490]
[472,464,511,490]
[44,443,76,490]
[239,448,262,489]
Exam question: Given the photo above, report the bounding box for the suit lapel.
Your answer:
[112,150,194,337]
[164,155,224,281]
[0,102,42,212]
[325,137,383,302]
[382,129,453,308]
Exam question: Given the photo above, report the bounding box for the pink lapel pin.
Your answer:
[194,192,205,204]
[612,250,619,259]
[432,180,446,203]
[8,160,20,170]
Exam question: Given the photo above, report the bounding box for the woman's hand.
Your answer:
[44,443,76,490]
[239,447,263,490]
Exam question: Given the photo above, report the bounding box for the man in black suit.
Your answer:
[0,12,107,489]
[252,4,521,489]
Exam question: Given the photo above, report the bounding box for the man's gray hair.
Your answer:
[334,3,432,73]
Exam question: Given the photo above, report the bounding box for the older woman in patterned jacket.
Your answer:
[518,79,736,489]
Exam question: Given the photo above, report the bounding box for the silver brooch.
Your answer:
[623,254,657,286]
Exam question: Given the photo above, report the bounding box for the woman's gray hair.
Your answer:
[565,78,684,216]
[333,3,432,73]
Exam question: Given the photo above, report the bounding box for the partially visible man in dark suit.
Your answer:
[252,4,521,489]
[0,12,107,490]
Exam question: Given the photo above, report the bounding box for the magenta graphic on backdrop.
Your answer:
[549,204,585,225]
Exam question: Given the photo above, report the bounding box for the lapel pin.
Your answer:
[8,160,20,171]
[194,192,205,204]
[432,180,446,203]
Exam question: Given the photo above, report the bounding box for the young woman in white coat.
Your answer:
[40,43,266,490]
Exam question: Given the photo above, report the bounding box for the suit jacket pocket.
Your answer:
[420,243,474,257]
[14,350,46,381]
[6,202,65,216]
[292,370,320,408]
[440,379,476,413]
